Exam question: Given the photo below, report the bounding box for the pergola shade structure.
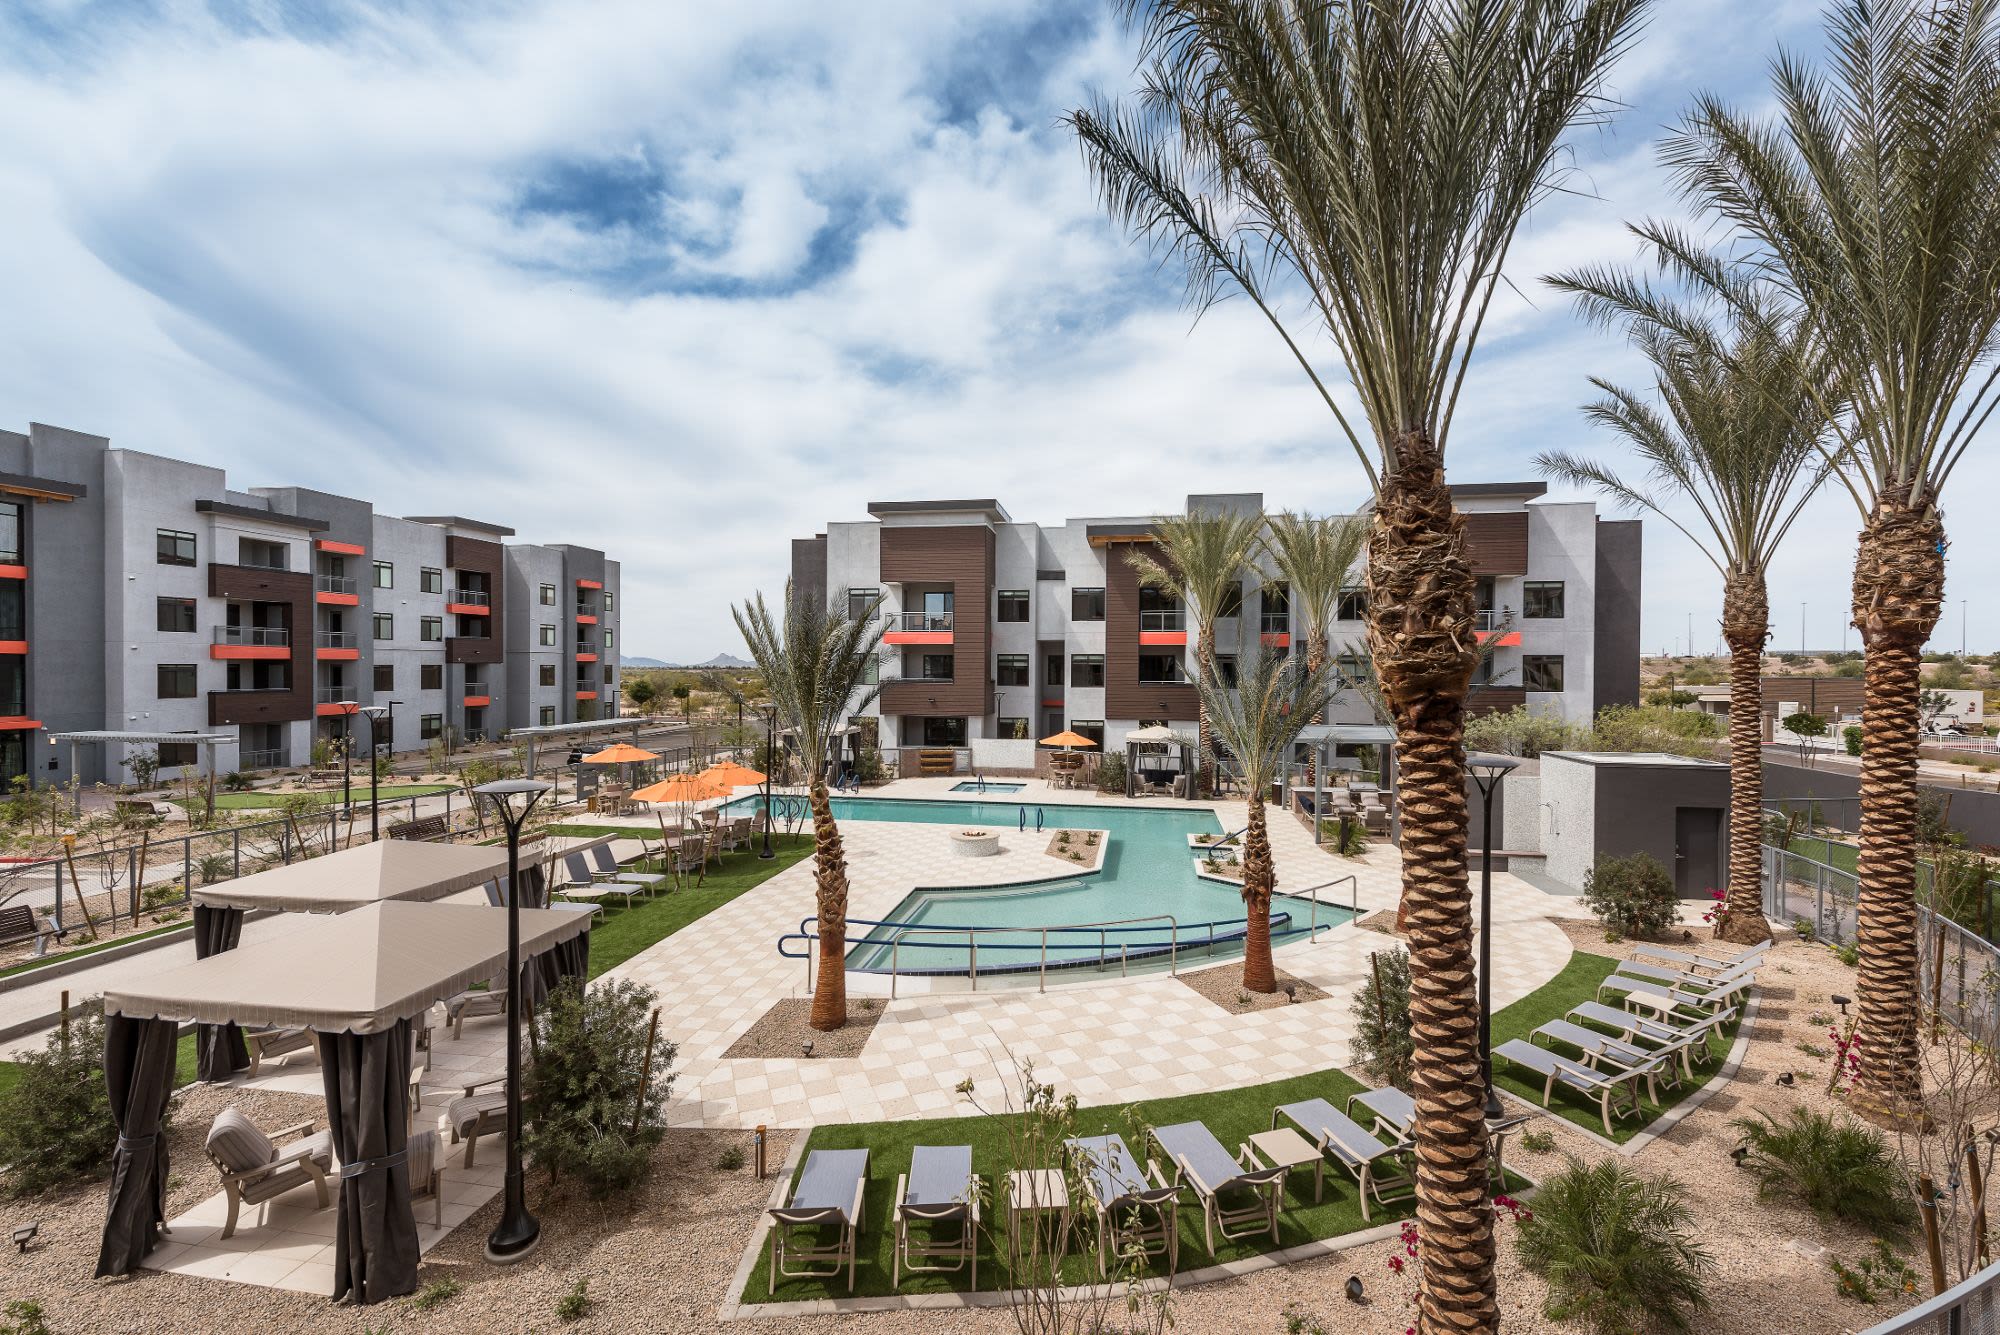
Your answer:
[1291,723,1399,843]
[99,902,592,1303]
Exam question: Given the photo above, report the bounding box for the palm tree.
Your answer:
[1537,285,1836,946]
[734,584,885,1031]
[1068,4,1647,1325]
[1648,0,2000,1121]
[1189,649,1337,991]
[1127,509,1262,793]
[1261,511,1368,716]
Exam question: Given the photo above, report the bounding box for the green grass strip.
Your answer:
[0,919,192,981]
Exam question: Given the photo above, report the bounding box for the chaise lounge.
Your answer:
[1272,1098,1413,1222]
[1067,1134,1180,1277]
[1492,1038,1648,1136]
[891,1144,979,1288]
[769,1148,870,1294]
[1150,1120,1286,1253]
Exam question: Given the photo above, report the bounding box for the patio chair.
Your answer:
[205,1107,334,1239]
[1066,1134,1179,1277]
[588,843,666,894]
[1346,1085,1416,1141]
[558,852,645,909]
[444,980,507,1039]
[1632,939,1771,975]
[670,839,707,889]
[1150,1120,1285,1253]
[442,1075,508,1167]
[1271,1098,1414,1222]
[892,1144,980,1288]
[1492,1038,1647,1137]
[244,1026,316,1077]
[769,1148,870,1294]
[407,1128,445,1227]
[1612,957,1758,993]
[1601,970,1750,1017]
[1531,1019,1677,1103]
[1569,1000,1736,1076]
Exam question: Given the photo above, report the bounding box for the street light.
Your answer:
[355,703,397,842]
[334,701,361,821]
[472,777,554,1266]
[1468,751,1520,1122]
[759,704,778,860]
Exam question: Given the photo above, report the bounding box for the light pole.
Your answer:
[336,702,357,820]
[356,702,396,842]
[1964,599,1969,656]
[472,777,553,1265]
[1468,752,1520,1122]
[1801,602,1807,657]
[759,704,778,860]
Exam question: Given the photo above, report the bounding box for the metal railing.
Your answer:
[887,611,953,632]
[315,686,354,706]
[1136,667,1190,685]
[450,588,490,606]
[214,625,289,646]
[216,682,290,694]
[1139,609,1185,632]
[316,631,357,649]
[315,574,356,595]
[1859,1254,2000,1333]
[240,749,287,770]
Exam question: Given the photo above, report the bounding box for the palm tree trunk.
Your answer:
[806,778,850,1032]
[1365,435,1491,1335]
[1717,575,1774,946]
[1849,490,1946,1124]
[1240,796,1276,992]
[1195,622,1216,797]
[1302,628,1325,785]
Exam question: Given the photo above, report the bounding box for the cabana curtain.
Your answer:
[193,904,250,1082]
[320,1020,420,1304]
[94,1015,179,1278]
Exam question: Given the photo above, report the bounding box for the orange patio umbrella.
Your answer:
[582,743,660,765]
[1038,730,1099,749]
[699,760,767,787]
[631,773,731,805]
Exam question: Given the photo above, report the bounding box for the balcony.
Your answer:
[1259,611,1291,646]
[1139,608,1187,646]
[884,610,952,646]
[212,624,292,662]
[447,587,492,617]
[1474,608,1521,646]
[208,684,305,727]
[240,748,288,771]
[315,574,359,606]
[1137,667,1190,686]
[446,633,499,666]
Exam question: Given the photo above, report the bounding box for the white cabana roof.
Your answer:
[1294,724,1396,747]
[1125,725,1179,744]
[105,901,592,1034]
[192,839,511,913]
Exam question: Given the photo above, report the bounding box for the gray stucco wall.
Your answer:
[1592,519,1642,711]
[1593,762,1729,898]
[11,426,109,783]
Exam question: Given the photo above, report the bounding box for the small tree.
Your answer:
[0,1005,132,1198]
[522,978,673,1199]
[1582,852,1677,941]
[623,676,659,713]
[1781,711,1829,766]
[671,682,692,720]
[1351,948,1415,1092]
[120,748,161,793]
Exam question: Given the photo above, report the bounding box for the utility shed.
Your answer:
[1539,751,1730,898]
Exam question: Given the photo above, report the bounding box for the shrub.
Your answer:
[1095,754,1126,793]
[0,1007,133,1198]
[555,1278,592,1322]
[1731,1108,1913,1234]
[716,1144,745,1171]
[1519,1127,1557,1155]
[523,977,675,1198]
[1319,816,1368,857]
[1516,1155,1714,1334]
[1830,1239,1920,1304]
[1843,724,1863,756]
[408,1278,461,1312]
[0,1300,51,1335]
[222,771,252,793]
[1581,852,1677,941]
[1351,948,1413,1091]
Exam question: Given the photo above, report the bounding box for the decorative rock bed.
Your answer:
[949,827,1000,857]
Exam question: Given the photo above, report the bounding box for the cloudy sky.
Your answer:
[0,0,1988,662]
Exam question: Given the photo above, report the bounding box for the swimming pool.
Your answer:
[949,780,1024,794]
[734,795,1355,977]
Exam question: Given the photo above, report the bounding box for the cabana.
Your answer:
[1123,724,1194,799]
[1289,724,1399,844]
[96,900,592,1304]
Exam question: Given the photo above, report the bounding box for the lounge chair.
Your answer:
[769,1148,870,1294]
[244,1026,315,1077]
[444,980,507,1039]
[442,1075,507,1167]
[562,852,647,908]
[1492,1038,1646,1137]
[1632,939,1771,974]
[1531,1019,1675,1102]
[1601,970,1750,1017]
[204,1107,333,1239]
[1066,1134,1179,1277]
[1271,1098,1413,1222]
[1569,1000,1735,1077]
[588,843,665,894]
[892,1145,979,1288]
[1346,1086,1415,1141]
[1613,957,1758,993]
[1150,1120,1285,1253]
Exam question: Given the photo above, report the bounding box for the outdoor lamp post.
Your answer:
[472,777,554,1265]
[335,702,358,820]
[1468,752,1520,1122]
[356,703,396,842]
[759,704,778,860]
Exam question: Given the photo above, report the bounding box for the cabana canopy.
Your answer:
[106,901,592,1035]
[192,839,511,914]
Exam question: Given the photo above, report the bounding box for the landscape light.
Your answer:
[12,1222,36,1253]
[1344,1275,1364,1303]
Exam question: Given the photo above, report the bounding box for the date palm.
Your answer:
[734,584,884,1031]
[1261,510,1368,717]
[1537,285,1836,946]
[1648,0,2000,1120]
[1188,648,1336,992]
[1067,3,1647,1326]
[1128,509,1263,794]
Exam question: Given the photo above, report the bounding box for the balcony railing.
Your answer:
[316,575,357,596]
[237,556,290,572]
[1259,613,1290,634]
[1137,668,1190,686]
[241,748,287,770]
[887,611,952,632]
[316,631,357,649]
[450,588,490,606]
[1474,609,1513,632]
[315,686,354,706]
[217,682,291,694]
[215,625,289,647]
[1139,609,1185,632]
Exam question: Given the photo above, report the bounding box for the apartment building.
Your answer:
[0,421,623,788]
[790,485,1640,761]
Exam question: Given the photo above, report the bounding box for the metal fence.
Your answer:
[1860,1254,2000,1334]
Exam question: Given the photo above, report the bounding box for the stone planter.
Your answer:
[950,828,1000,858]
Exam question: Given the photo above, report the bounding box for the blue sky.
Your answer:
[0,0,1988,662]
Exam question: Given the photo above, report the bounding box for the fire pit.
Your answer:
[949,828,1000,858]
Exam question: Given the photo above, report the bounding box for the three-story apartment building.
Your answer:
[791,486,1640,761]
[0,421,623,788]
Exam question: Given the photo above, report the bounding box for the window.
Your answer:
[997,590,1029,622]
[420,617,443,642]
[420,714,443,740]
[1070,720,1105,748]
[157,663,196,698]
[863,653,880,685]
[373,561,393,589]
[1336,653,1369,684]
[603,591,614,614]
[420,663,443,691]
[0,501,20,564]
[156,529,196,566]
[1071,654,1105,688]
[538,663,556,687]
[372,614,393,641]
[373,663,394,693]
[603,628,614,650]
[1138,654,1187,685]
[847,588,880,621]
[539,583,556,606]
[996,654,1029,686]
[1336,586,1368,621]
[1260,581,1290,633]
[919,654,954,681]
[539,624,557,647]
[238,538,287,570]
[998,717,1029,739]
[0,584,20,640]
[157,741,198,769]
[421,567,443,594]
[156,597,196,633]
[1523,654,1566,692]
[1070,587,1105,621]
[1045,653,1065,687]
[1523,581,1565,619]
[921,716,967,746]
[539,705,556,726]
[1216,654,1238,688]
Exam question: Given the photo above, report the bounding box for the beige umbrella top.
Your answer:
[1126,725,1178,743]
[192,839,511,914]
[104,901,592,1034]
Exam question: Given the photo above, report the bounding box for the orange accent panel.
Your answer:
[210,644,289,661]
[883,630,951,646]
[1476,630,1523,647]
[464,694,491,708]
[315,647,360,661]
[315,539,365,556]
[314,702,354,717]
[1260,632,1292,648]
[0,565,26,581]
[574,652,598,663]
[0,641,25,655]
[315,591,360,607]
[1137,631,1187,647]
[575,614,598,625]
[0,717,40,730]
[575,690,598,701]
[575,579,603,590]
[445,603,490,617]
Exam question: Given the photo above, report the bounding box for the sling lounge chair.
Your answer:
[588,842,666,894]
[561,852,646,909]
[1633,939,1770,974]
[1150,1120,1285,1253]
[1570,1000,1734,1077]
[892,1144,979,1288]
[1066,1134,1179,1277]
[1272,1098,1413,1222]
[1602,970,1750,1017]
[244,1025,316,1076]
[1493,1038,1647,1137]
[769,1148,870,1294]
[205,1107,333,1239]
[1532,1020,1676,1102]
[1613,957,1758,993]
[1347,1086,1415,1141]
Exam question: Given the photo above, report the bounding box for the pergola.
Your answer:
[505,717,649,777]
[45,729,236,816]
[1291,723,1400,844]
[1123,725,1195,799]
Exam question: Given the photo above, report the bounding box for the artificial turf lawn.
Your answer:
[0,1031,198,1101]
[189,784,454,811]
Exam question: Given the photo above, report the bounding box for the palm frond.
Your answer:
[733,584,885,783]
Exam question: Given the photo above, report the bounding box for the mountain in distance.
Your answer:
[621,656,670,669]
[694,652,753,669]
[623,653,753,669]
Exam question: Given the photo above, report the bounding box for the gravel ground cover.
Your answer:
[722,996,886,1060]
[1175,961,1332,1014]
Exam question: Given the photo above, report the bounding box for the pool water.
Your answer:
[728,795,1354,976]
[949,780,1024,794]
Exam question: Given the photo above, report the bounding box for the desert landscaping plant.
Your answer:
[1732,1108,1912,1235]
[1582,852,1678,941]
[523,978,675,1199]
[0,1006,128,1198]
[1517,1155,1714,1334]
[1351,948,1415,1092]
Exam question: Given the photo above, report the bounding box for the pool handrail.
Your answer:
[1282,874,1360,936]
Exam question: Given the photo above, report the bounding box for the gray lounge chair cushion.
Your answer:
[1153,1121,1245,1192]
[1068,1134,1154,1205]
[1351,1086,1416,1134]
[788,1148,870,1221]
[1276,1098,1402,1167]
[206,1108,275,1174]
[905,1145,973,1216]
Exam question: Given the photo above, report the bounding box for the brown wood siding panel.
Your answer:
[1467,686,1526,718]
[445,535,503,666]
[1463,511,1529,577]
[1106,542,1198,720]
[877,526,992,716]
[1759,677,1865,720]
[206,563,311,723]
